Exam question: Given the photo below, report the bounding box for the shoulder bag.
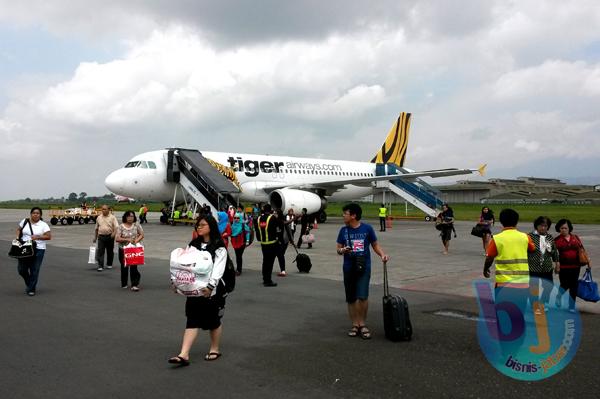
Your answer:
[8,219,37,259]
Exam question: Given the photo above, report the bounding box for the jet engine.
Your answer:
[269,189,326,215]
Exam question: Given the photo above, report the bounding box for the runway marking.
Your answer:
[428,309,491,322]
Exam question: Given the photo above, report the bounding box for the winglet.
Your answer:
[370,112,411,167]
[478,164,487,176]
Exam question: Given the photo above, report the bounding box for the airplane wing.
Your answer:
[262,165,486,195]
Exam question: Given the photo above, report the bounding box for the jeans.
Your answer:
[234,246,246,273]
[379,217,386,231]
[17,249,45,293]
[529,271,554,304]
[96,234,115,267]
[276,242,288,272]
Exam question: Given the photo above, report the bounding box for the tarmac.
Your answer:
[1,209,599,398]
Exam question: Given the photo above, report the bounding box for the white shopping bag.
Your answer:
[170,246,213,296]
[88,246,97,264]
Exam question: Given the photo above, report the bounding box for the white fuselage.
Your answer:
[105,149,399,203]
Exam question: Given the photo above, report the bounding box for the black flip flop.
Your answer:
[168,356,190,366]
[204,352,222,361]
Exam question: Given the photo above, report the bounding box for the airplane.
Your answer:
[104,113,485,221]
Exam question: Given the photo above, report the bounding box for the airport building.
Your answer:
[373,177,599,204]
[439,177,599,204]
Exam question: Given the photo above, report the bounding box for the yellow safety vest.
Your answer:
[379,207,387,217]
[257,215,277,245]
[493,229,530,288]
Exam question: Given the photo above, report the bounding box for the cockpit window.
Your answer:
[148,161,157,169]
[125,161,141,168]
[139,161,148,169]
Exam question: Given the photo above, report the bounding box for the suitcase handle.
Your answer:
[383,260,390,297]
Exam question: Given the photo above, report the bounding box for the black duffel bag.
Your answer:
[471,224,486,238]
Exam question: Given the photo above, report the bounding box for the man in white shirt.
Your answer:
[93,205,119,271]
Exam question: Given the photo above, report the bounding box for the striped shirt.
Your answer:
[527,232,558,273]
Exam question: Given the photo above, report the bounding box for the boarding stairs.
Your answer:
[375,164,442,218]
[166,149,239,215]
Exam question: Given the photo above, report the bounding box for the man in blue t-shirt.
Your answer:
[336,203,389,340]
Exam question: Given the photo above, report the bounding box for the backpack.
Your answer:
[222,256,236,293]
[204,244,236,294]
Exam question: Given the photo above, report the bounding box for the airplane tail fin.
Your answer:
[478,164,487,176]
[370,112,411,166]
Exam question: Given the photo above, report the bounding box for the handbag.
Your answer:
[577,268,600,302]
[471,224,485,238]
[123,243,145,266]
[302,233,315,244]
[8,219,37,259]
[575,236,590,266]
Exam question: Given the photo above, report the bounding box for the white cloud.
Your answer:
[1,1,600,199]
[514,139,540,153]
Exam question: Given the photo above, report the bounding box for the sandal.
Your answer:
[347,325,360,337]
[168,356,190,366]
[358,326,372,340]
[204,352,222,361]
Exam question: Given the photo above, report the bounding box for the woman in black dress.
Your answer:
[169,215,227,366]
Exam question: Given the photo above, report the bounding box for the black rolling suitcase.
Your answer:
[382,260,412,341]
[288,228,312,273]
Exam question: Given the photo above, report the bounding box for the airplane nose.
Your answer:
[104,170,125,194]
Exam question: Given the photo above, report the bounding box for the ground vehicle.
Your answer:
[49,207,99,225]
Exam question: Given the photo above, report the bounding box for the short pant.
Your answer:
[185,295,225,330]
[343,268,371,303]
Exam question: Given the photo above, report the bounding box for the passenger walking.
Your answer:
[274,209,290,277]
[336,203,389,340]
[285,208,296,241]
[296,208,312,249]
[527,216,559,314]
[479,206,495,254]
[217,211,232,249]
[115,210,144,291]
[15,207,51,296]
[138,203,148,224]
[93,205,118,271]
[255,204,279,287]
[378,203,387,232]
[230,212,250,276]
[554,219,592,312]
[436,203,454,255]
[168,215,227,365]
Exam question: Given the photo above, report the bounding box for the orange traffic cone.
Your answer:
[313,218,318,229]
[386,216,392,229]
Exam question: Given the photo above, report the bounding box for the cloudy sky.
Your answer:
[1,0,599,200]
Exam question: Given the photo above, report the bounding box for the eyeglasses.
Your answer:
[196,223,209,228]
[234,217,240,220]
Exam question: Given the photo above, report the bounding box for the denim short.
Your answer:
[343,268,371,303]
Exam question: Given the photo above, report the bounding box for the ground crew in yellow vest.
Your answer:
[378,204,387,232]
[254,204,281,287]
[483,208,535,354]
[484,208,535,307]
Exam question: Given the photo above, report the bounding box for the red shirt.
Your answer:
[555,234,583,269]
